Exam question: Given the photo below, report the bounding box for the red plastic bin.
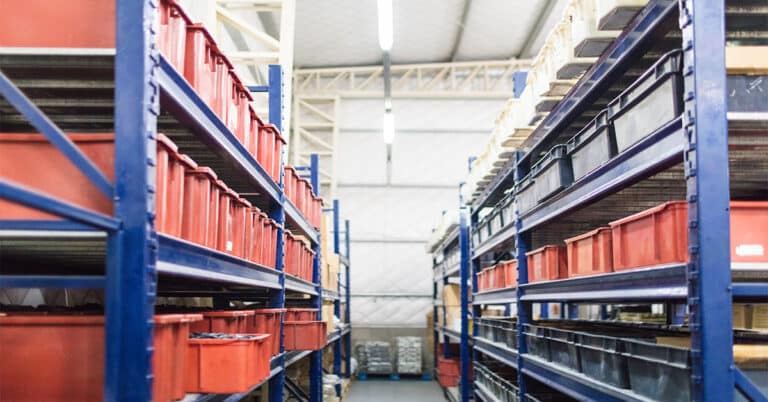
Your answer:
[0,133,115,220]
[257,123,275,180]
[609,201,688,270]
[610,201,768,270]
[437,357,460,376]
[216,181,238,254]
[158,0,192,73]
[730,201,768,265]
[246,207,263,263]
[247,110,262,158]
[182,167,217,247]
[156,134,194,238]
[476,269,487,292]
[246,308,286,356]
[526,245,568,283]
[190,310,254,334]
[231,197,252,258]
[185,334,270,394]
[271,126,286,182]
[502,260,518,288]
[565,227,613,277]
[286,308,318,322]
[227,73,253,146]
[0,313,202,402]
[283,321,326,351]
[492,264,505,289]
[184,24,219,110]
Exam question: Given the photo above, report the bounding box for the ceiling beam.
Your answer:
[449,0,473,62]
[518,0,557,58]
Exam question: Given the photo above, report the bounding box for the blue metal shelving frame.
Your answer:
[464,1,768,401]
[0,2,340,401]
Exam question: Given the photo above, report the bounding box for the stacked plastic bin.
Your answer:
[475,260,517,292]
[284,230,316,282]
[284,165,324,228]
[284,308,326,351]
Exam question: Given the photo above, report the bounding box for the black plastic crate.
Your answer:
[607,49,683,153]
[489,207,504,236]
[524,324,550,360]
[622,339,691,402]
[546,327,581,372]
[574,332,630,389]
[475,318,491,341]
[566,110,617,181]
[530,144,573,202]
[502,319,518,351]
[728,75,768,113]
[514,175,537,215]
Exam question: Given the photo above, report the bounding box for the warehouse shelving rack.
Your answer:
[0,2,344,402]
[466,1,768,401]
[431,201,473,402]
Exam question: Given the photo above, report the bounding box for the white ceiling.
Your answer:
[293,0,569,68]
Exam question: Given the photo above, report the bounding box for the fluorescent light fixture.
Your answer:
[377,0,393,51]
[382,111,395,144]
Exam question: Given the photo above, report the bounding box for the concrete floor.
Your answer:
[345,380,447,402]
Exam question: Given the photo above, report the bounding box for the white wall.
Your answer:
[337,98,502,327]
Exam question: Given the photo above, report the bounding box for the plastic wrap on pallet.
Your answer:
[395,336,422,375]
[355,341,393,375]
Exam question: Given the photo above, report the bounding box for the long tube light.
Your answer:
[382,111,395,144]
[377,0,393,51]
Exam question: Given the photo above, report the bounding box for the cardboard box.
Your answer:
[751,304,768,330]
[445,306,462,328]
[727,46,768,74]
[323,302,336,334]
[321,253,340,291]
[442,284,462,307]
[734,304,748,329]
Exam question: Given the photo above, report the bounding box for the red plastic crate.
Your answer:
[565,227,613,278]
[285,308,318,322]
[437,357,459,377]
[190,310,254,334]
[227,73,253,146]
[0,133,115,220]
[156,134,194,238]
[184,24,218,110]
[492,264,505,289]
[257,123,275,180]
[231,197,252,258]
[437,372,459,387]
[284,166,298,204]
[247,108,261,158]
[502,260,518,288]
[284,231,296,276]
[216,182,238,254]
[283,321,326,351]
[730,201,768,265]
[213,55,234,127]
[158,0,192,73]
[246,207,261,263]
[182,167,216,247]
[526,245,568,283]
[0,314,201,402]
[246,308,286,356]
[272,126,286,183]
[609,201,688,271]
[186,334,269,394]
[476,269,487,292]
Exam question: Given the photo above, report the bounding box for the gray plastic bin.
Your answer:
[500,193,515,227]
[514,175,537,215]
[622,339,691,402]
[566,111,617,180]
[546,327,580,371]
[608,49,683,153]
[523,324,550,360]
[574,332,630,388]
[531,145,573,202]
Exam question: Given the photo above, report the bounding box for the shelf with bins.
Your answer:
[0,1,328,401]
[468,1,768,401]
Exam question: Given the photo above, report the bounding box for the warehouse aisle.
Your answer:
[345,380,446,402]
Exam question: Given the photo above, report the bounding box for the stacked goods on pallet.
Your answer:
[395,336,423,375]
[284,166,324,228]
[464,0,649,201]
[356,341,393,376]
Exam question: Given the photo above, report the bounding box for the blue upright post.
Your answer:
[309,153,323,402]
[344,219,352,378]
[458,206,471,402]
[332,200,342,395]
[514,151,531,399]
[680,1,733,400]
[267,64,287,402]
[106,1,157,400]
